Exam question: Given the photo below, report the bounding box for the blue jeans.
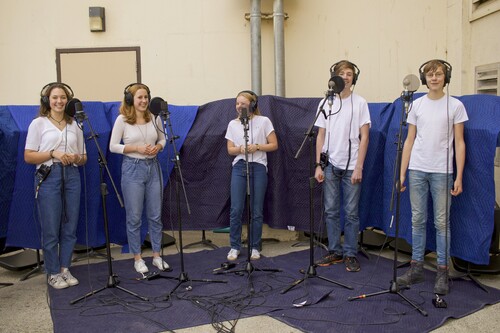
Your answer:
[121,157,163,255]
[323,166,361,257]
[409,170,452,266]
[229,160,268,250]
[36,163,81,275]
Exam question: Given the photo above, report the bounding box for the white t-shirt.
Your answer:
[225,115,275,167]
[315,93,371,170]
[407,94,468,173]
[109,115,167,159]
[25,117,86,169]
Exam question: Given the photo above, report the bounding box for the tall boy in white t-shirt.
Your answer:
[397,59,468,295]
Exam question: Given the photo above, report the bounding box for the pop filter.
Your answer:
[65,98,83,118]
[150,97,168,117]
[402,74,420,92]
[328,75,345,94]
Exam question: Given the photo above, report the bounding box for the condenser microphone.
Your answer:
[150,97,169,118]
[65,98,86,121]
[401,74,420,117]
[239,107,248,125]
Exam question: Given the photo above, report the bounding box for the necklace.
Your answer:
[49,114,65,125]
[137,123,148,144]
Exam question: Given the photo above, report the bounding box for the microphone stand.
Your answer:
[153,104,226,300]
[347,91,427,316]
[282,93,352,294]
[71,108,148,304]
[216,110,281,294]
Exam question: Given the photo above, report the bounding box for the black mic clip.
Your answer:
[136,271,161,281]
[75,111,87,123]
[401,88,414,102]
[213,262,236,273]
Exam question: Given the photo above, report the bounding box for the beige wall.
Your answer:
[0,0,498,105]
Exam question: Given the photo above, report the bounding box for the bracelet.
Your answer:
[256,144,260,151]
[315,163,322,168]
[49,149,54,158]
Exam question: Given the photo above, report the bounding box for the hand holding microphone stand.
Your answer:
[216,107,281,294]
[68,99,148,304]
[149,98,226,300]
[282,77,353,294]
[347,75,427,316]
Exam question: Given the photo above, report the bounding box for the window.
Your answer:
[475,62,500,96]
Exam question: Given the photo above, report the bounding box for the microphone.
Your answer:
[401,74,420,116]
[212,262,236,272]
[327,76,345,106]
[239,107,248,125]
[149,97,169,119]
[65,98,86,121]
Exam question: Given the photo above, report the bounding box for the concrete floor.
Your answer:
[0,230,499,333]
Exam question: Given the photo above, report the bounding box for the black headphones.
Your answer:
[123,83,151,106]
[237,90,258,112]
[419,59,452,86]
[40,82,74,109]
[330,60,361,85]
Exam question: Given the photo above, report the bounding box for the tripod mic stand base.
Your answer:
[220,259,281,294]
[348,280,428,317]
[70,274,148,305]
[161,271,227,301]
[281,264,353,294]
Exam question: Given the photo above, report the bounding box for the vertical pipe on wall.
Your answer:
[250,0,262,95]
[273,0,285,97]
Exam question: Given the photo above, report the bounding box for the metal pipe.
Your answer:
[250,0,262,95]
[273,0,285,97]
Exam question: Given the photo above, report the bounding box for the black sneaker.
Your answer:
[315,253,344,267]
[345,257,360,272]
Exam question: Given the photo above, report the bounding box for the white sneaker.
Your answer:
[134,259,149,273]
[61,268,79,286]
[152,257,170,271]
[48,274,69,289]
[227,249,240,261]
[250,249,261,260]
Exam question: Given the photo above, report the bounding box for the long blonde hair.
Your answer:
[119,83,152,124]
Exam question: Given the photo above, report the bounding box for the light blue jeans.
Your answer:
[323,166,361,258]
[229,160,268,251]
[36,163,81,275]
[409,170,453,266]
[121,156,163,255]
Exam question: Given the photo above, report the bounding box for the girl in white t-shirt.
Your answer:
[25,83,87,289]
[225,90,278,262]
